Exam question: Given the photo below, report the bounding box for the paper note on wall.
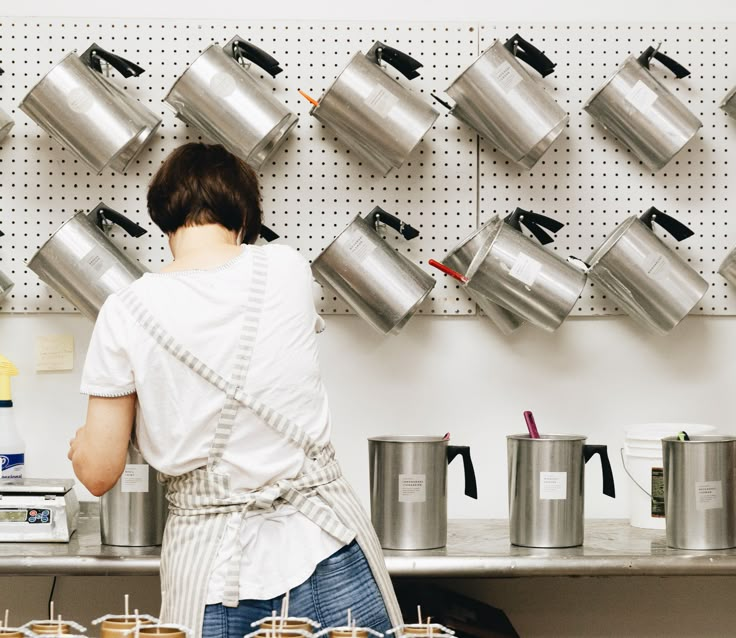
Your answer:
[35,334,74,372]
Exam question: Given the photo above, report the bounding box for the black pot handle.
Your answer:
[0,229,4,238]
[503,34,556,78]
[640,206,694,242]
[583,444,616,498]
[366,206,420,241]
[0,67,4,76]
[259,224,279,243]
[431,93,453,111]
[89,203,147,238]
[447,445,478,499]
[80,43,145,78]
[367,41,422,81]
[637,45,690,79]
[226,36,283,78]
[504,207,563,246]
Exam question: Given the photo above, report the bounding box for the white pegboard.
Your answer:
[0,18,478,315]
[478,23,736,315]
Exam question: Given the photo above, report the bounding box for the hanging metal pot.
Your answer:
[0,229,13,300]
[435,33,567,169]
[304,41,439,176]
[311,206,435,335]
[164,36,299,171]
[720,86,736,119]
[718,246,736,287]
[583,44,701,171]
[0,66,14,142]
[586,207,708,335]
[27,202,149,320]
[19,43,161,174]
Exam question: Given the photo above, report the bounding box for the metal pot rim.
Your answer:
[163,43,225,105]
[445,38,506,94]
[583,54,641,111]
[19,50,80,111]
[586,215,640,269]
[311,212,366,268]
[310,50,369,116]
[507,433,587,441]
[442,215,503,277]
[662,435,736,443]
[721,85,736,109]
[368,435,449,443]
[718,244,736,274]
[27,209,96,270]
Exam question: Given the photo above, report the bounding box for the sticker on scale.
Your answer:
[493,61,524,93]
[539,471,567,500]
[121,464,150,493]
[398,474,426,503]
[695,480,723,511]
[625,80,659,112]
[364,85,400,118]
[509,253,542,287]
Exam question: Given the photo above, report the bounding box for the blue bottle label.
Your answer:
[0,453,24,479]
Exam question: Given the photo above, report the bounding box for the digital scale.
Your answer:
[0,479,79,542]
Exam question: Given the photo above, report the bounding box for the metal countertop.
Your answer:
[1,514,734,577]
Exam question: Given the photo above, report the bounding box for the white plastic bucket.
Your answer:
[622,423,716,529]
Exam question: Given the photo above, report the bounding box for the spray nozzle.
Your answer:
[0,354,18,403]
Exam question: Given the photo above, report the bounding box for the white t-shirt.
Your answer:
[80,243,345,603]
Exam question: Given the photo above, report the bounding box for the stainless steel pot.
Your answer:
[583,45,701,171]
[0,66,14,142]
[0,229,13,300]
[27,202,149,320]
[368,435,477,550]
[663,435,736,550]
[307,41,439,176]
[311,207,435,335]
[586,207,708,335]
[100,442,168,547]
[164,37,298,171]
[437,33,567,169]
[19,44,161,174]
[720,86,736,119]
[718,246,736,287]
[507,434,616,548]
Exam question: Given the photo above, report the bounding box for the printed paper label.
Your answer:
[695,480,723,511]
[509,252,542,287]
[625,80,659,112]
[121,464,150,493]
[643,254,669,280]
[398,474,426,503]
[651,467,665,518]
[82,247,113,277]
[346,233,377,263]
[493,60,524,93]
[365,85,400,118]
[36,334,74,372]
[540,471,567,500]
[67,87,94,113]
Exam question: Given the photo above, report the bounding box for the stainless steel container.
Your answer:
[0,66,15,142]
[95,616,155,638]
[441,34,567,169]
[586,207,708,335]
[718,246,736,287]
[368,435,477,550]
[308,41,439,176]
[100,442,168,547]
[19,44,161,174]
[459,210,586,332]
[583,46,701,171]
[720,86,736,119]
[311,207,435,335]
[27,203,148,320]
[0,240,12,301]
[164,37,298,171]
[662,435,736,550]
[507,434,615,548]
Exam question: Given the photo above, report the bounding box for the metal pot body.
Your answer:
[0,106,14,142]
[100,443,168,547]
[164,45,298,171]
[19,52,161,174]
[27,212,148,320]
[443,222,524,335]
[663,435,736,550]
[718,246,736,287]
[368,436,449,550]
[0,269,13,300]
[720,86,736,119]
[507,434,587,548]
[586,217,708,335]
[311,52,439,176]
[99,618,154,638]
[583,56,702,171]
[463,216,586,332]
[446,40,568,169]
[311,215,435,335]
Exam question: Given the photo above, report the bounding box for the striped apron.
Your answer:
[118,248,402,638]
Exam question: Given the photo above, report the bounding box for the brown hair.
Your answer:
[147,143,262,244]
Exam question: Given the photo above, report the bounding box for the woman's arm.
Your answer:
[68,395,136,497]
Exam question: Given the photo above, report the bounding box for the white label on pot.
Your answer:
[67,87,94,113]
[210,72,236,98]
[625,80,659,112]
[695,480,723,511]
[494,61,523,93]
[398,474,426,503]
[509,252,542,287]
[365,85,400,118]
[121,464,149,493]
[644,253,670,280]
[82,247,113,276]
[346,233,377,263]
[540,471,567,500]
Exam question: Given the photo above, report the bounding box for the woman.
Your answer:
[68,143,402,637]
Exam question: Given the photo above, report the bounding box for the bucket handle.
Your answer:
[583,444,616,498]
[637,44,690,79]
[366,206,420,241]
[504,207,564,246]
[640,206,694,242]
[447,445,478,499]
[619,447,654,499]
[503,34,557,78]
[80,43,145,78]
[366,41,423,81]
[89,203,147,238]
[257,224,279,243]
[226,36,283,78]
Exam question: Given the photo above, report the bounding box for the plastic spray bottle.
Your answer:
[0,354,24,480]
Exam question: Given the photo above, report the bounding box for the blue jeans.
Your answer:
[202,540,392,638]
